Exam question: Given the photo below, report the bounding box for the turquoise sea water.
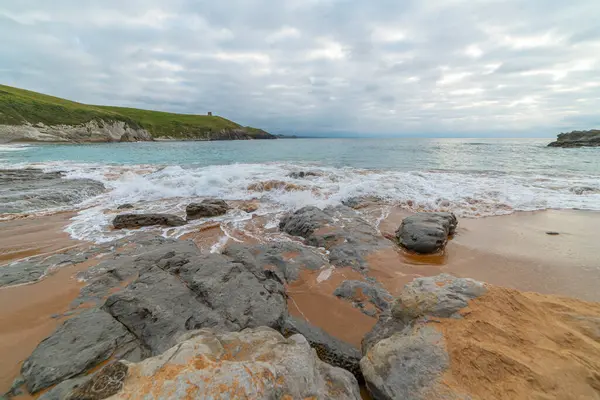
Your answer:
[1,138,599,242]
[2,138,599,175]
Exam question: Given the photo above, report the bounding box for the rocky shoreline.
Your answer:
[548,129,600,147]
[2,200,600,399]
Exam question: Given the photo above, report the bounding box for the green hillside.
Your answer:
[0,84,271,139]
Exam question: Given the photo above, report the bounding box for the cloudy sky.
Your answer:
[1,0,599,136]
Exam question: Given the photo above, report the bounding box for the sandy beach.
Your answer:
[1,207,599,396]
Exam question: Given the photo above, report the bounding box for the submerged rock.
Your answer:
[80,328,360,400]
[247,180,306,192]
[334,280,393,316]
[0,169,105,214]
[548,129,600,147]
[185,199,229,220]
[280,205,393,272]
[116,203,134,210]
[287,170,321,179]
[395,212,458,254]
[112,213,186,229]
[21,308,142,394]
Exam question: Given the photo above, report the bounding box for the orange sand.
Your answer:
[0,212,82,264]
[436,286,600,400]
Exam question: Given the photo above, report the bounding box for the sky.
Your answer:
[1,0,599,137]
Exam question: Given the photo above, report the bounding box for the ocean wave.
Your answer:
[2,161,600,242]
[0,144,33,152]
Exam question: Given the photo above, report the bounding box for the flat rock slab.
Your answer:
[21,308,141,394]
[186,199,229,220]
[113,213,186,229]
[90,328,361,400]
[395,212,458,254]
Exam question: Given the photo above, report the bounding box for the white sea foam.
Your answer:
[3,160,600,243]
[0,144,33,152]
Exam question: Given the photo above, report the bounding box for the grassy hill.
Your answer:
[0,84,272,139]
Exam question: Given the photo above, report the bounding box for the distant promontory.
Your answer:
[548,129,600,148]
[0,84,275,143]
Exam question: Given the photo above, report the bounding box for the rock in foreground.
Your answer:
[395,212,457,254]
[548,129,600,147]
[186,199,229,220]
[361,274,600,400]
[75,328,361,400]
[112,213,186,229]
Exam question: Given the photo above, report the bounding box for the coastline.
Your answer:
[1,207,599,394]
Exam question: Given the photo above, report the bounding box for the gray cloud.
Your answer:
[1,0,599,136]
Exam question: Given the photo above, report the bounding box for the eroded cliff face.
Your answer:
[0,120,152,143]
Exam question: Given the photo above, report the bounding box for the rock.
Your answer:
[361,325,450,400]
[21,308,142,394]
[280,206,393,272]
[117,203,134,209]
[546,231,560,235]
[38,375,92,400]
[360,274,487,399]
[395,212,458,254]
[98,328,361,399]
[288,171,321,179]
[65,362,128,400]
[334,280,393,316]
[103,265,232,355]
[248,180,306,192]
[281,316,363,382]
[548,129,600,147]
[342,196,384,209]
[112,213,186,229]
[239,200,259,213]
[185,199,229,220]
[103,249,287,355]
[0,169,105,214]
[223,241,325,283]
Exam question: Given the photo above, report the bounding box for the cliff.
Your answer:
[548,129,600,148]
[0,84,275,143]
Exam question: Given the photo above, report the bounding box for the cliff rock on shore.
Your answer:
[548,129,600,147]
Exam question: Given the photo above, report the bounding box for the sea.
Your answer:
[1,138,599,244]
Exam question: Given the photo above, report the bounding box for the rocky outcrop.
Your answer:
[21,308,143,394]
[0,169,105,214]
[360,274,487,400]
[112,213,186,229]
[279,205,393,272]
[548,129,600,147]
[186,199,229,220]
[68,328,360,400]
[287,170,321,179]
[0,120,151,143]
[199,128,276,141]
[395,212,458,254]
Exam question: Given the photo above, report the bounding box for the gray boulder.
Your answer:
[186,199,229,220]
[280,206,393,272]
[395,212,458,254]
[21,308,142,394]
[113,213,186,229]
[281,316,363,382]
[360,274,486,399]
[97,328,361,399]
[334,280,393,316]
[287,171,321,179]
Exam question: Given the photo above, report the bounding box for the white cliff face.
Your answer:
[0,120,152,143]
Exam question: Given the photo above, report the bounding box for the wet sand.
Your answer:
[0,212,82,264]
[378,208,600,302]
